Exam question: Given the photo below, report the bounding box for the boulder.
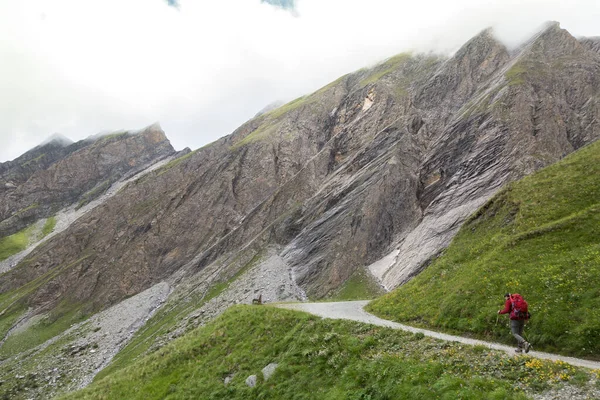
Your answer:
[245,375,257,387]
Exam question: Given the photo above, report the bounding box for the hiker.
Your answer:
[498,293,531,353]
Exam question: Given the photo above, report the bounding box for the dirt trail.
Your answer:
[276,301,600,370]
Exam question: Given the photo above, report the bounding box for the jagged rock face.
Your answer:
[581,37,600,53]
[374,23,600,288]
[2,22,600,327]
[0,125,175,237]
[282,24,600,292]
[0,137,82,190]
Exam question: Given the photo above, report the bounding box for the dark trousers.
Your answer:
[510,319,526,347]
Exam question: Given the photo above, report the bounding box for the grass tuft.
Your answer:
[505,63,527,86]
[41,217,57,237]
[327,268,386,301]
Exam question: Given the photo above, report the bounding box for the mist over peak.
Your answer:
[38,133,73,147]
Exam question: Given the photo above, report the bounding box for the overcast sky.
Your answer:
[1,0,599,162]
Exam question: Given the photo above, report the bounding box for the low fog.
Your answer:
[1,0,599,161]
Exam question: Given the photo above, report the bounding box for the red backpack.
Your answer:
[510,293,530,320]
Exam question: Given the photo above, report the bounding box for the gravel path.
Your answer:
[276,301,600,370]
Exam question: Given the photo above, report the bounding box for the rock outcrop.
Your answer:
[0,134,76,187]
[0,125,175,237]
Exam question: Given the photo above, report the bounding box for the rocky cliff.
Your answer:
[1,21,599,399]
[0,125,175,238]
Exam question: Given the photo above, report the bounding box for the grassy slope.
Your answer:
[368,140,600,359]
[0,255,91,360]
[0,217,57,262]
[0,226,33,262]
[326,268,386,301]
[358,53,412,87]
[63,306,600,400]
[95,253,265,381]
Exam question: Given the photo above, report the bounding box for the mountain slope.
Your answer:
[1,21,600,399]
[367,138,600,359]
[63,305,599,400]
[375,21,600,289]
[0,125,175,239]
[0,134,76,189]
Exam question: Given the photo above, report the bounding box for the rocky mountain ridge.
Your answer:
[0,125,175,238]
[1,22,599,399]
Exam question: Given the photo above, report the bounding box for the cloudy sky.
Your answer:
[1,0,599,161]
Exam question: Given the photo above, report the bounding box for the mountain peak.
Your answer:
[449,26,509,71]
[143,121,163,132]
[579,36,600,55]
[536,21,572,40]
[515,21,582,58]
[254,101,286,118]
[455,26,503,56]
[541,20,561,31]
[39,133,73,147]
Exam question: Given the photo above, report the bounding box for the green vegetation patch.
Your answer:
[359,53,412,87]
[65,306,595,399]
[93,131,129,148]
[265,95,312,120]
[0,225,35,262]
[15,203,39,216]
[231,71,350,151]
[368,140,600,358]
[0,326,85,399]
[231,121,283,150]
[156,150,198,176]
[314,74,349,96]
[505,63,527,86]
[0,302,28,345]
[0,216,56,262]
[0,255,93,359]
[327,268,386,301]
[41,217,57,237]
[0,300,87,359]
[230,95,313,150]
[504,60,550,87]
[0,256,91,325]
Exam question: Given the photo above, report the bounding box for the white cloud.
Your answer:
[1,0,599,161]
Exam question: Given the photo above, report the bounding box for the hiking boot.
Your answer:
[514,348,523,353]
[523,342,531,353]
